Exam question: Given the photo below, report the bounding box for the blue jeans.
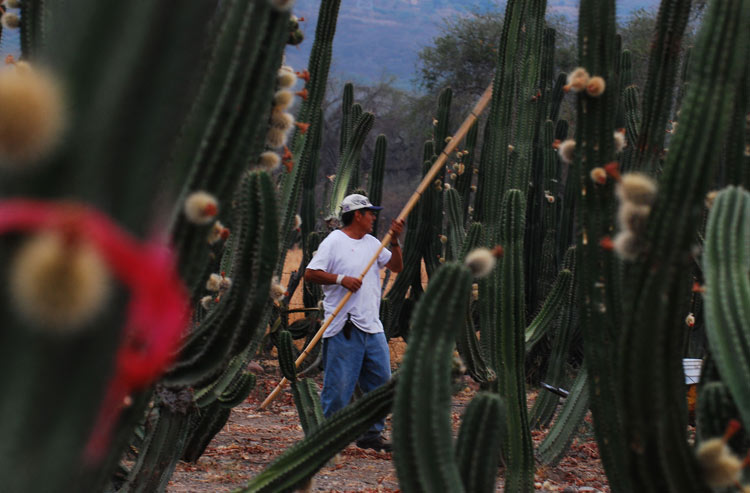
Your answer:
[321,328,391,439]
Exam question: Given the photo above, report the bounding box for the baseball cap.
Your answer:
[340,194,383,213]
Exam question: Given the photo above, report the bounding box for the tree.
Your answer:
[415,8,576,100]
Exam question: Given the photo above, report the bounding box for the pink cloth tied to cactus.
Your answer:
[0,199,190,463]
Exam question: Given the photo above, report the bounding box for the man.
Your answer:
[304,193,404,452]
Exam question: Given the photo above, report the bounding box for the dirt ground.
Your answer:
[167,249,610,492]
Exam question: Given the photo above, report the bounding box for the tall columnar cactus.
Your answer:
[166,170,279,387]
[169,0,289,301]
[455,392,506,493]
[327,108,375,217]
[276,0,341,275]
[702,187,750,430]
[571,0,630,489]
[0,1,219,491]
[616,0,750,490]
[494,189,535,491]
[392,262,473,493]
[630,0,692,173]
[368,134,387,234]
[277,330,325,435]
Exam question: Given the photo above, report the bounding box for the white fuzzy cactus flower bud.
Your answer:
[558,139,576,164]
[259,151,281,171]
[206,273,223,292]
[200,295,214,310]
[614,130,627,153]
[270,276,286,302]
[270,108,295,131]
[696,435,743,487]
[613,231,642,261]
[586,76,606,97]
[219,276,232,292]
[617,202,651,233]
[565,67,590,92]
[207,221,230,244]
[685,312,695,327]
[277,66,297,88]
[0,62,65,166]
[184,191,219,224]
[10,233,111,331]
[265,127,289,148]
[616,173,657,206]
[465,247,498,278]
[294,214,302,230]
[273,89,294,110]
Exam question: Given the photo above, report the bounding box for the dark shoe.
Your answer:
[356,435,392,453]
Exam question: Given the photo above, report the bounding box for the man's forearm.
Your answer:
[387,244,403,273]
[305,269,341,285]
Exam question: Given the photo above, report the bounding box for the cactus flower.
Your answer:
[259,150,280,171]
[586,76,606,97]
[0,61,65,165]
[277,66,297,89]
[273,89,294,110]
[616,173,657,206]
[558,139,576,164]
[183,191,219,224]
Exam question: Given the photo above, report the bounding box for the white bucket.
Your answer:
[683,358,702,385]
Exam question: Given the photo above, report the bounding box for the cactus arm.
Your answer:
[433,87,453,155]
[277,330,324,435]
[327,111,375,216]
[524,269,572,354]
[620,0,750,490]
[181,404,232,463]
[392,263,472,493]
[122,408,192,493]
[571,0,633,489]
[456,311,496,385]
[236,378,396,493]
[455,393,505,493]
[632,0,693,173]
[495,189,535,492]
[455,120,478,222]
[339,82,354,155]
[703,187,750,429]
[277,0,341,273]
[536,366,590,466]
[444,187,465,261]
[166,171,278,386]
[368,134,387,234]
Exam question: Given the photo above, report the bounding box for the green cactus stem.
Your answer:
[619,0,750,489]
[455,392,506,493]
[703,187,750,430]
[392,262,472,493]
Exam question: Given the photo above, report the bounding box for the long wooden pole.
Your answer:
[258,83,493,410]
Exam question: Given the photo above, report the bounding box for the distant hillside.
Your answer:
[286,0,660,90]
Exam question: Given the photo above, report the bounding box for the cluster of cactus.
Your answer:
[2,0,750,491]
[0,0,354,490]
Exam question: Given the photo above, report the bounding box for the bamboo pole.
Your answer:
[258,82,493,410]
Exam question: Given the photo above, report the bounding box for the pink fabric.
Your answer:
[0,200,190,462]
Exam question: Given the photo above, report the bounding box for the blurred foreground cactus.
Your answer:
[2,0,750,492]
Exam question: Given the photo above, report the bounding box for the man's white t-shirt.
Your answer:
[306,229,392,338]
